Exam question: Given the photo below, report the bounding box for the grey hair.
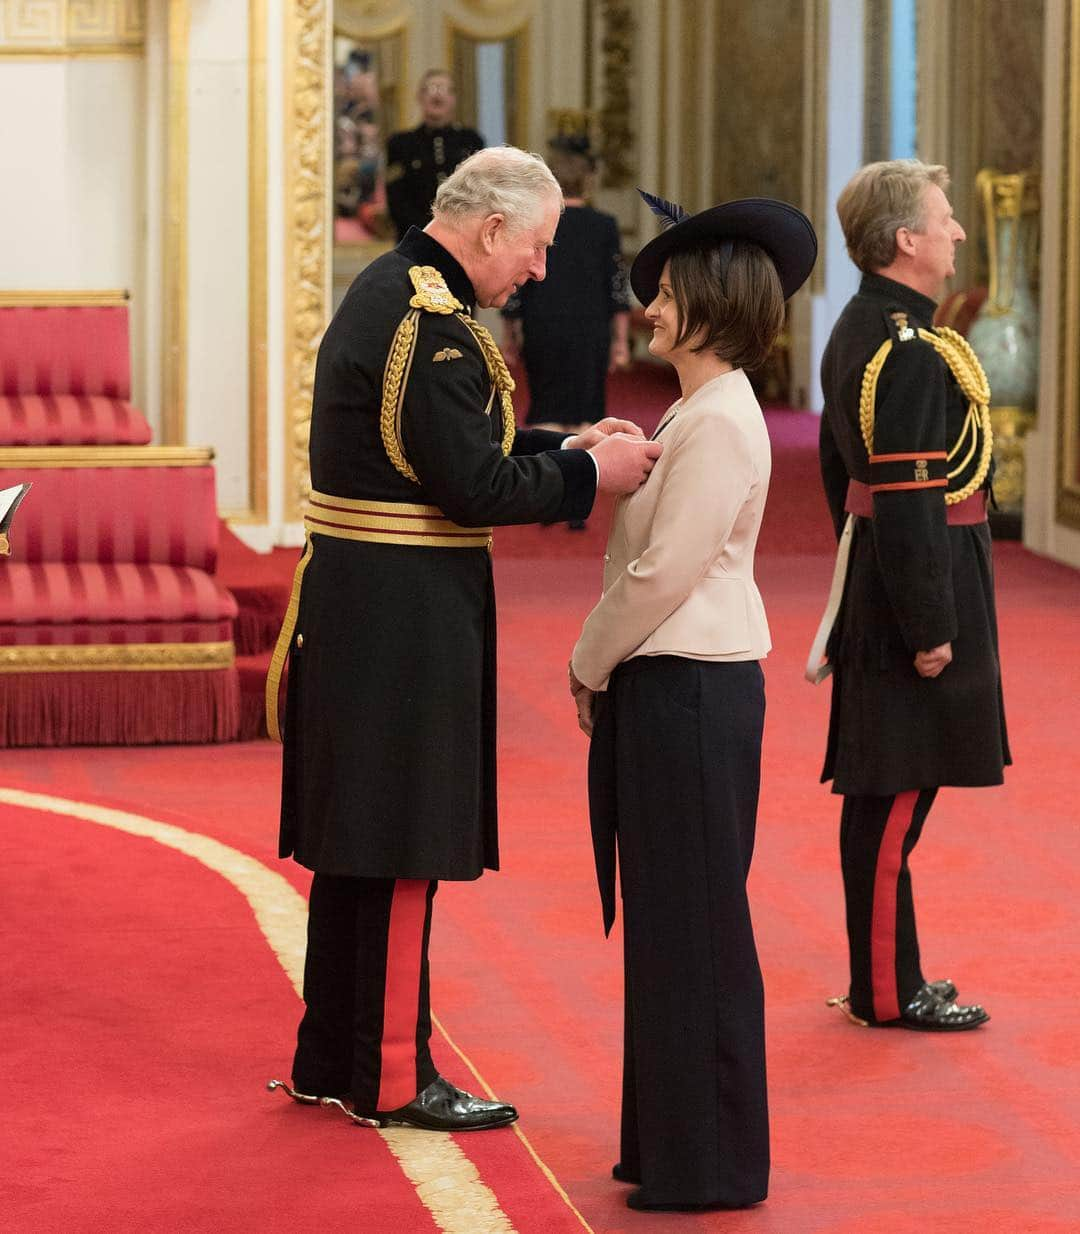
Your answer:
[837,159,951,273]
[433,146,563,233]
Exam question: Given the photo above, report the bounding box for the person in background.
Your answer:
[812,158,1008,1032]
[385,69,484,241]
[501,135,630,432]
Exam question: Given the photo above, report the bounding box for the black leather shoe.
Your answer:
[374,1076,518,1131]
[927,978,958,1002]
[612,1162,640,1184]
[897,982,989,1031]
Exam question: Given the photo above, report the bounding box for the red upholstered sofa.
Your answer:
[0,292,240,745]
[0,293,153,445]
[0,452,239,745]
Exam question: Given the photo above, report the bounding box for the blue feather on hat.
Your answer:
[638,188,690,230]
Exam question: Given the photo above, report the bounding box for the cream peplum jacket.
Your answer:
[572,367,773,692]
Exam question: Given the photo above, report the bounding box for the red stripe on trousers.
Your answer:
[376,879,428,1112]
[870,790,918,1022]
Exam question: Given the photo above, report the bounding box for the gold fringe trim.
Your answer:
[0,641,234,673]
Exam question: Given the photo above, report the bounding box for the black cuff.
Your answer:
[511,427,572,456]
[548,448,597,522]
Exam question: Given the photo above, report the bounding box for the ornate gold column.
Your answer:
[162,0,189,446]
[283,0,331,524]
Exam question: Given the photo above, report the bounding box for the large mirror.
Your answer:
[332,18,407,304]
[330,7,530,308]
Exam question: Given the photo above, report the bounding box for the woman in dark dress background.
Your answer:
[501,137,630,429]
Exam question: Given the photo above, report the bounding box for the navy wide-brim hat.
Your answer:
[629,191,818,305]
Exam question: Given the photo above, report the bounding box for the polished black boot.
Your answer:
[896,982,989,1031]
[372,1076,518,1131]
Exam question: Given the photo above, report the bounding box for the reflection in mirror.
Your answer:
[452,31,522,148]
[332,30,404,306]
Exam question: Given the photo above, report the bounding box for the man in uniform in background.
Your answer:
[267,146,662,1131]
[812,159,1009,1031]
[385,69,484,241]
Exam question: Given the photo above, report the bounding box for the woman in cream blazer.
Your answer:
[570,194,816,1214]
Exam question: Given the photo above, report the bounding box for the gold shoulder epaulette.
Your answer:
[408,265,463,314]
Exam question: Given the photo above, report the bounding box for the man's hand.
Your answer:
[914,642,952,678]
[564,417,645,450]
[590,433,663,493]
[575,687,596,737]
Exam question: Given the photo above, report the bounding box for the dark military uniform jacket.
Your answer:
[385,124,484,241]
[278,227,595,879]
[819,273,1010,795]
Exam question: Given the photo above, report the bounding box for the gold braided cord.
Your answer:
[457,313,517,457]
[858,340,893,455]
[916,327,993,504]
[380,310,421,483]
[858,328,994,506]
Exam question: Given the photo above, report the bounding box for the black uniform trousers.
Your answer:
[839,789,937,1023]
[292,874,438,1114]
[589,655,769,1208]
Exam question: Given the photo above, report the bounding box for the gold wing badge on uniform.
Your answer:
[432,348,463,362]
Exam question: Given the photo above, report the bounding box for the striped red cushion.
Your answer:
[0,394,151,445]
[0,466,220,569]
[0,306,130,398]
[0,562,237,626]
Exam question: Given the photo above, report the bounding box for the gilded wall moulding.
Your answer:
[598,0,634,188]
[0,0,145,54]
[285,0,330,522]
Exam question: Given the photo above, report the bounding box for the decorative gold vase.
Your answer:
[966,169,1040,517]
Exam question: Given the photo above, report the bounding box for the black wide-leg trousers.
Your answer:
[292,874,438,1114]
[839,789,937,1023]
[589,655,769,1208]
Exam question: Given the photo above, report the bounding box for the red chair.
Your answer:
[0,292,152,445]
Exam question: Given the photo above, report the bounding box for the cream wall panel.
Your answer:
[0,59,141,289]
[185,5,250,512]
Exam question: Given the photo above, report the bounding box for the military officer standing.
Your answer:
[266,146,662,1130]
[810,159,1009,1031]
[385,69,484,241]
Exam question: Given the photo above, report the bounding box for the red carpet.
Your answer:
[4,389,1080,1231]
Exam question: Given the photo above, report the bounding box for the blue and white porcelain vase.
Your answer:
[966,169,1040,516]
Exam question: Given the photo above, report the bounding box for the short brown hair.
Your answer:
[837,159,950,272]
[668,240,785,371]
[547,147,593,199]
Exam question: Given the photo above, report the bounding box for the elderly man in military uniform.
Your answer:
[385,69,484,241]
[810,159,1009,1032]
[266,146,662,1131]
